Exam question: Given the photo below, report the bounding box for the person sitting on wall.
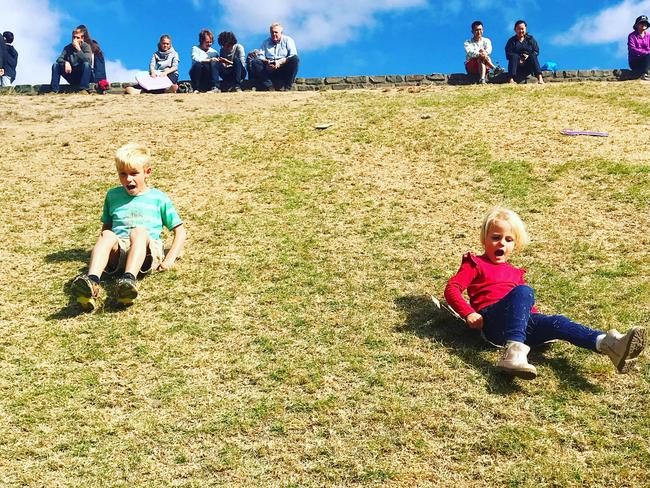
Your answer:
[1,31,17,87]
[248,23,299,91]
[628,15,650,80]
[50,28,93,93]
[75,25,108,92]
[216,31,246,92]
[504,20,544,84]
[190,29,220,93]
[464,20,496,84]
[125,34,180,95]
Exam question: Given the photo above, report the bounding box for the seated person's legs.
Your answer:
[88,230,121,278]
[507,54,520,82]
[249,58,273,90]
[189,62,207,91]
[50,63,63,92]
[270,56,299,90]
[480,285,535,345]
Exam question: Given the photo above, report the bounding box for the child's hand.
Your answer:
[157,260,173,272]
[465,312,484,329]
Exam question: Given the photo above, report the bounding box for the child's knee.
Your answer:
[512,284,535,302]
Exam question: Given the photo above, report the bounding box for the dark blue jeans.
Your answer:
[51,61,92,92]
[629,54,650,74]
[249,56,299,90]
[480,285,602,351]
[507,53,542,80]
[189,62,219,91]
[218,58,246,89]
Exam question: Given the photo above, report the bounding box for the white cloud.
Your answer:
[217,0,426,50]
[105,60,140,83]
[0,0,63,84]
[553,0,650,46]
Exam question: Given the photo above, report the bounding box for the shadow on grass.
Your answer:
[44,248,90,263]
[394,294,601,394]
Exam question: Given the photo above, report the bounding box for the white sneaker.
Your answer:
[495,341,537,380]
[600,327,646,373]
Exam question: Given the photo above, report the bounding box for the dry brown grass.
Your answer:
[0,83,648,486]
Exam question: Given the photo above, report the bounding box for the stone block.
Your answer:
[296,85,315,91]
[325,77,344,84]
[447,73,475,85]
[294,77,305,84]
[14,84,34,94]
[345,75,369,84]
[563,70,578,78]
[369,76,387,83]
[427,73,446,81]
[110,82,123,88]
[304,77,324,85]
[405,74,425,82]
[385,75,404,83]
[331,84,352,90]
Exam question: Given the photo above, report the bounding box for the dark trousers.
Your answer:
[629,54,650,74]
[189,62,219,91]
[217,58,246,89]
[249,56,299,90]
[480,285,602,351]
[51,62,92,92]
[507,53,542,80]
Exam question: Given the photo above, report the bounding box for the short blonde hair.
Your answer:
[480,206,530,250]
[115,143,151,172]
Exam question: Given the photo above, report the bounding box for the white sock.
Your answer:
[595,333,606,352]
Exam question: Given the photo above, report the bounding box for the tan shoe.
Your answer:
[600,328,646,373]
[495,341,537,380]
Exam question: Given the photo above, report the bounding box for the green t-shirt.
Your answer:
[101,187,182,240]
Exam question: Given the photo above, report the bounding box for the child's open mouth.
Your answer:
[126,184,136,190]
[495,249,505,257]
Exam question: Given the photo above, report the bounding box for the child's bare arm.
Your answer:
[158,224,186,271]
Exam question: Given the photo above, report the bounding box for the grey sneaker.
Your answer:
[600,327,646,373]
[115,277,138,306]
[70,274,102,312]
[210,86,221,93]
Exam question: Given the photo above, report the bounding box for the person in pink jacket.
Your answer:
[628,15,650,79]
[444,206,646,379]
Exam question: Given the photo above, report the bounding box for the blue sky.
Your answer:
[3,0,649,84]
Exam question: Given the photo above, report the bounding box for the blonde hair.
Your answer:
[480,206,530,250]
[115,143,151,172]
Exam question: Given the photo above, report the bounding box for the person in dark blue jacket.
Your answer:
[2,32,18,85]
[504,20,544,84]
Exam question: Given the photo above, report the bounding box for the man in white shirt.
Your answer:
[249,23,299,91]
[464,21,496,84]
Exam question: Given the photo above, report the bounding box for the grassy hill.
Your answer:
[0,83,648,486]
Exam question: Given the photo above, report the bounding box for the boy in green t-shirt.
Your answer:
[71,143,186,310]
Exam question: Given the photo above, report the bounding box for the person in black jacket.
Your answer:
[504,20,544,84]
[2,31,18,85]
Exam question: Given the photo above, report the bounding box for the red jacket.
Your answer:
[444,252,538,318]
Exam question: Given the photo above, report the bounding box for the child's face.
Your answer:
[484,219,516,264]
[118,166,151,196]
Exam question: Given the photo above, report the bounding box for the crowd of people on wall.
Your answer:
[1,15,650,92]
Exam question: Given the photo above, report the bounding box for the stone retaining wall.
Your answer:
[0,69,644,95]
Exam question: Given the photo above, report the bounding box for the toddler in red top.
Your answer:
[444,206,646,379]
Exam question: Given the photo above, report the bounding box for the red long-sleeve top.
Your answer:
[444,252,538,318]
